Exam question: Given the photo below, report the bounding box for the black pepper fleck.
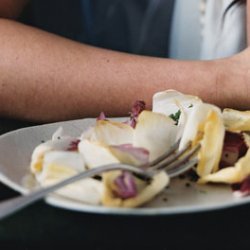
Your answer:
[178,174,186,179]
[187,170,199,182]
[93,175,102,181]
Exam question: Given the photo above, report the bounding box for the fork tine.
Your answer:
[150,141,192,171]
[167,158,198,178]
[149,138,181,166]
[157,143,201,172]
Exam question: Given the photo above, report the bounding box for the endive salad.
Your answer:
[29,90,250,208]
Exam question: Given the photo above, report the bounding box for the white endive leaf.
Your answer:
[180,103,225,177]
[78,139,119,169]
[37,151,85,182]
[37,151,102,205]
[80,126,95,140]
[52,177,103,205]
[52,127,64,140]
[223,108,250,132]
[89,120,134,145]
[153,89,201,117]
[134,110,178,161]
[30,137,79,174]
[153,90,202,140]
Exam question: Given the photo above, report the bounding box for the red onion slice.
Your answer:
[220,132,248,168]
[232,175,250,197]
[114,171,137,199]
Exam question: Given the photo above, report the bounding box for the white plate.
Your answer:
[0,118,249,215]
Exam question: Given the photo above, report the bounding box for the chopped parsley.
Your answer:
[169,110,181,125]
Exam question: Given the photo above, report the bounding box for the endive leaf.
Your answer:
[134,110,178,161]
[91,120,134,145]
[180,103,225,177]
[223,108,250,132]
[102,171,169,208]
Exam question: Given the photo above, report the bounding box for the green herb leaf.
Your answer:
[169,110,181,125]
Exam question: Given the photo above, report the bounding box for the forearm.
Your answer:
[0,19,243,122]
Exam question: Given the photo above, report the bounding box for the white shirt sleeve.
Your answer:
[169,0,202,60]
[169,0,247,60]
[201,0,247,60]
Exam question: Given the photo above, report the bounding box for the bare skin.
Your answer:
[0,1,249,122]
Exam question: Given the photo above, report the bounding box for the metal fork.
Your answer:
[0,141,200,220]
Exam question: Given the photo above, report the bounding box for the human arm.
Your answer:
[0,18,248,122]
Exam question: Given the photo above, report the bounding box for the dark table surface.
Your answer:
[0,118,250,250]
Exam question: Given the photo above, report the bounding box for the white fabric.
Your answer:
[169,0,202,60]
[201,0,247,59]
[169,0,247,60]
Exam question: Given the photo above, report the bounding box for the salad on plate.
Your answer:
[29,90,250,208]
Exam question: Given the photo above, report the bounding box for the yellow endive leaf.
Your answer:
[199,147,250,184]
[223,108,250,132]
[102,171,169,208]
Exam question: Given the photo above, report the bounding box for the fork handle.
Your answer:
[0,164,147,220]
